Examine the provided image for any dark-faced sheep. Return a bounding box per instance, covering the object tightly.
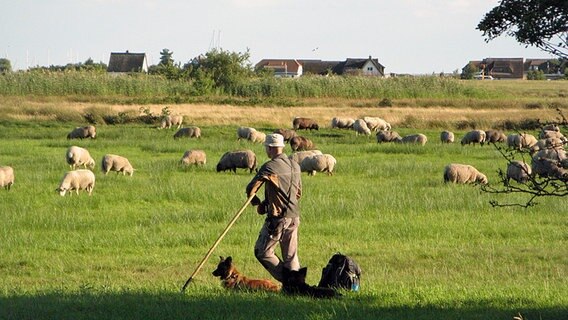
[290,136,315,151]
[174,126,201,139]
[67,125,96,139]
[440,131,455,143]
[0,166,14,190]
[443,163,488,184]
[293,117,319,131]
[216,150,257,173]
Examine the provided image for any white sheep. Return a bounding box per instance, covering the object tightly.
[530,138,565,153]
[289,150,323,165]
[539,130,566,141]
[101,154,134,176]
[363,116,391,132]
[173,126,201,139]
[461,130,486,146]
[440,131,455,143]
[531,158,568,180]
[507,134,522,149]
[56,169,96,196]
[300,154,336,176]
[331,117,355,129]
[506,160,532,183]
[532,148,567,162]
[0,166,14,190]
[353,119,371,135]
[249,130,266,144]
[520,133,538,149]
[542,124,560,132]
[237,127,257,140]
[397,133,428,146]
[160,114,183,129]
[443,163,488,184]
[376,130,402,143]
[66,146,95,170]
[67,125,96,139]
[180,150,207,166]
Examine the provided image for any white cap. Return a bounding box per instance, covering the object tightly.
[265,133,285,147]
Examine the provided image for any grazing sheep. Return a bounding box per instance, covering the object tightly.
[273,128,298,142]
[67,125,96,139]
[56,169,96,196]
[249,130,266,144]
[530,138,565,153]
[160,114,184,129]
[397,134,428,146]
[353,119,371,135]
[237,127,257,140]
[542,124,560,132]
[300,154,337,176]
[0,166,14,190]
[174,126,201,139]
[531,158,568,180]
[443,163,488,185]
[66,146,95,170]
[440,131,455,143]
[101,154,134,176]
[289,150,323,165]
[180,149,207,166]
[539,130,566,141]
[520,133,538,149]
[331,117,355,129]
[507,134,522,149]
[506,160,532,183]
[293,117,319,131]
[216,150,257,173]
[376,130,402,143]
[485,129,507,143]
[532,148,567,162]
[290,136,315,151]
[362,116,391,132]
[461,130,486,146]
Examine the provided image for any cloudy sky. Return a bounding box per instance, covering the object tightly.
[1,0,552,74]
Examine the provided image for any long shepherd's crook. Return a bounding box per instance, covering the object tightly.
[181,190,260,292]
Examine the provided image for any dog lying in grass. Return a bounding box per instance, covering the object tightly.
[282,267,341,298]
[212,256,280,292]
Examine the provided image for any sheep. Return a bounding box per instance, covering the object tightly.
[66,146,95,170]
[173,126,201,139]
[67,125,96,139]
[532,148,567,162]
[293,117,319,130]
[289,150,323,165]
[216,150,257,173]
[273,128,297,142]
[485,129,507,143]
[0,166,14,190]
[542,124,560,132]
[180,149,207,166]
[440,131,455,143]
[249,130,266,144]
[290,136,315,151]
[160,114,183,129]
[530,137,565,153]
[352,119,371,135]
[376,130,402,143]
[461,130,486,146]
[362,116,391,132]
[101,154,134,176]
[443,163,488,185]
[506,160,532,183]
[539,130,566,141]
[397,133,428,146]
[531,158,568,180]
[331,117,355,129]
[300,154,337,176]
[507,134,522,149]
[520,133,538,149]
[56,169,96,196]
[237,127,257,140]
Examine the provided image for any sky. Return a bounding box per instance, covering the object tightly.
[0,0,554,74]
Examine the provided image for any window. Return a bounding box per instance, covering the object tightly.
[367,67,373,71]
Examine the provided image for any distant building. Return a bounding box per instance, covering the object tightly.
[256,56,385,77]
[462,57,563,80]
[107,51,148,74]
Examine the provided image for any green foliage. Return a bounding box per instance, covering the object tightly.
[188,48,253,93]
[527,69,546,80]
[0,58,12,73]
[460,62,479,79]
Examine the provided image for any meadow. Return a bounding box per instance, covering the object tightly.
[0,114,567,319]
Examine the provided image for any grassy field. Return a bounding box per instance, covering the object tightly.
[0,115,567,320]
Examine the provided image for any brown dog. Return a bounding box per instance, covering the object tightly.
[212,256,280,292]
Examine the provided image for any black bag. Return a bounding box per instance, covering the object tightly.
[318,253,361,291]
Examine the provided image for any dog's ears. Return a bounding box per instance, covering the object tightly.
[219,256,224,261]
[225,256,233,263]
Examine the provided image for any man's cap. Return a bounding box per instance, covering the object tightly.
[265,133,285,147]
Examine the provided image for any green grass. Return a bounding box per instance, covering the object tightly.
[0,123,566,320]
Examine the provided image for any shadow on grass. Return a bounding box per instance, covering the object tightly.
[0,291,564,320]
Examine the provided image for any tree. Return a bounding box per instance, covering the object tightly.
[461,62,479,79]
[477,0,568,59]
[187,48,252,92]
[0,58,12,73]
[159,48,174,66]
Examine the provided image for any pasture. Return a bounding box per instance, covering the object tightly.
[0,116,567,319]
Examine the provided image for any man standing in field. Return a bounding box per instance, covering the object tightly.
[246,133,302,283]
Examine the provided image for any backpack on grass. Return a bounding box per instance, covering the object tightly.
[318,253,361,291]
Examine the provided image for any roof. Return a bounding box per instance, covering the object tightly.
[107,52,147,73]
[255,59,302,73]
[298,59,341,75]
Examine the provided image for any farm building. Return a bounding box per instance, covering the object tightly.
[107,51,149,74]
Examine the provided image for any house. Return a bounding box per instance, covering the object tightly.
[463,57,563,80]
[107,51,148,73]
[256,56,385,77]
[254,59,303,77]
